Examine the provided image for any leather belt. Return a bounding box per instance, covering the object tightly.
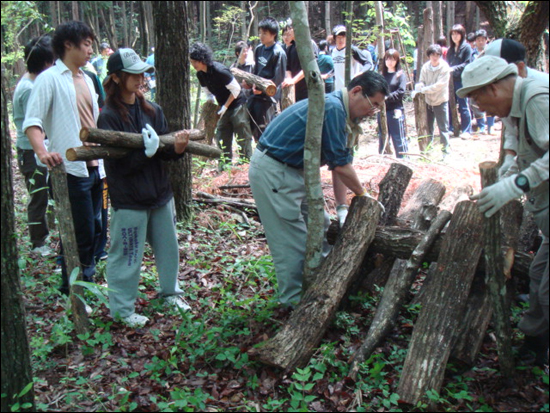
[256,144,301,170]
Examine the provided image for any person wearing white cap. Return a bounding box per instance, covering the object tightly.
[98,48,192,327]
[458,55,549,367]
[484,38,549,179]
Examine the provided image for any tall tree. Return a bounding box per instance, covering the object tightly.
[1,65,35,413]
[289,1,326,288]
[153,1,193,222]
[475,1,549,69]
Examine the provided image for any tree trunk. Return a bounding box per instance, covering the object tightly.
[1,67,36,413]
[423,7,434,48]
[231,67,277,97]
[349,210,452,380]
[517,1,549,69]
[249,197,383,371]
[154,1,193,222]
[281,84,295,110]
[446,1,454,38]
[71,0,79,20]
[139,1,149,56]
[396,179,446,230]
[474,1,521,39]
[433,1,443,39]
[241,1,247,40]
[345,1,353,87]
[290,1,326,288]
[414,22,430,152]
[121,1,128,47]
[50,1,59,27]
[197,100,220,146]
[479,162,515,377]
[377,163,413,226]
[325,1,331,37]
[398,201,484,405]
[375,1,390,155]
[449,77,461,137]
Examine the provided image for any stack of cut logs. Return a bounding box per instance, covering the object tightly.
[246,162,537,405]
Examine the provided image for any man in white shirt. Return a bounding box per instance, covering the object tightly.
[24,21,105,295]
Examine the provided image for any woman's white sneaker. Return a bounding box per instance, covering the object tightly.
[165,296,191,312]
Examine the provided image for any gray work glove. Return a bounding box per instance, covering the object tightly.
[336,205,349,228]
[498,154,519,180]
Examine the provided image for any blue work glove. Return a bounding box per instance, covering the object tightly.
[143,124,160,158]
[470,175,524,218]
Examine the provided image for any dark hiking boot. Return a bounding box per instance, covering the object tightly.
[516,334,549,367]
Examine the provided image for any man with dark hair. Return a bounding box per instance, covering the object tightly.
[13,35,55,257]
[331,25,373,92]
[231,41,254,73]
[458,56,549,367]
[190,42,253,168]
[24,21,104,297]
[471,29,494,134]
[249,71,389,307]
[245,17,287,141]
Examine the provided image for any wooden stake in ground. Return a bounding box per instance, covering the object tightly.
[249,196,383,371]
[479,161,515,377]
[377,163,413,226]
[230,67,277,97]
[49,164,89,335]
[397,201,483,405]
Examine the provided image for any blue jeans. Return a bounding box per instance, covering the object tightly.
[58,167,103,294]
[378,110,408,158]
[451,79,472,134]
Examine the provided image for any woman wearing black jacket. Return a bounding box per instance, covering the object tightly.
[378,49,408,158]
[446,24,473,139]
[98,48,191,328]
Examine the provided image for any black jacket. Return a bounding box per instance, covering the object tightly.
[446,42,472,81]
[97,101,184,210]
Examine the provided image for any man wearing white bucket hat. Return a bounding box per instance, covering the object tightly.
[457,55,549,367]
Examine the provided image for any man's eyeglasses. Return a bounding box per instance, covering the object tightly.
[365,94,382,111]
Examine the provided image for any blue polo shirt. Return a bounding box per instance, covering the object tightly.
[258,91,353,170]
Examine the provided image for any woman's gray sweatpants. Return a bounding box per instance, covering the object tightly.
[107,198,183,318]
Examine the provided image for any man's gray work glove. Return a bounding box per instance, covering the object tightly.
[498,154,519,180]
[143,123,160,158]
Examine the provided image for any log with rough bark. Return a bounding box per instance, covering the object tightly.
[49,164,89,335]
[396,179,446,230]
[197,100,219,145]
[281,84,295,110]
[479,161,515,376]
[397,201,484,405]
[378,163,413,226]
[80,127,207,147]
[449,80,461,137]
[231,67,277,97]
[349,209,452,380]
[66,141,221,162]
[194,191,257,212]
[249,197,383,371]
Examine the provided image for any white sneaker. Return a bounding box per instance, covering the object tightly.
[32,245,54,257]
[85,304,93,315]
[459,132,471,140]
[165,296,191,312]
[122,313,149,328]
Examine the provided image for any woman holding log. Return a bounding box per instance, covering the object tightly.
[98,48,191,328]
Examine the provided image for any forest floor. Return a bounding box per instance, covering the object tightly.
[12,104,549,412]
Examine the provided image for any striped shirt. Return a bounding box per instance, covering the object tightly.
[23,59,104,178]
[258,90,353,170]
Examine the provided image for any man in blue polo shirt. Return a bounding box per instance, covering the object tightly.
[249,71,389,307]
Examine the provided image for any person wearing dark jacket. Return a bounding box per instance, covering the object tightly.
[378,49,408,158]
[446,24,473,139]
[98,48,191,328]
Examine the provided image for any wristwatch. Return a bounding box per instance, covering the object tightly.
[515,174,530,192]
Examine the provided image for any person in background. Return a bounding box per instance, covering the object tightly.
[99,48,192,328]
[317,40,334,94]
[436,36,448,60]
[231,41,255,73]
[470,29,494,135]
[466,32,477,51]
[24,21,105,296]
[446,24,473,139]
[190,42,253,168]
[458,55,548,367]
[13,35,55,257]
[245,17,287,141]
[144,47,156,101]
[281,20,319,102]
[378,49,407,158]
[415,44,453,158]
[91,42,113,83]
[331,25,372,92]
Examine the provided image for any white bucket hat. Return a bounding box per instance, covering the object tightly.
[456,55,518,98]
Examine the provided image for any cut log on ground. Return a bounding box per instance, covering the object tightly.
[80,127,207,147]
[194,191,257,213]
[231,67,277,97]
[49,164,89,335]
[197,100,220,145]
[479,161,515,377]
[396,179,446,231]
[349,209,452,380]
[66,141,221,162]
[377,163,413,226]
[398,201,484,405]
[249,197,383,371]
